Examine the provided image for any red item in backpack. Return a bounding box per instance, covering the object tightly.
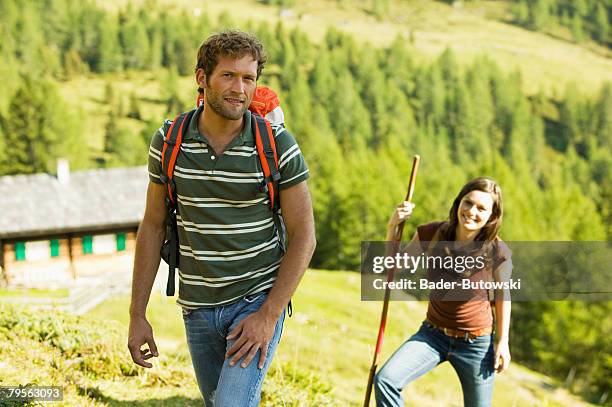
[249,86,281,117]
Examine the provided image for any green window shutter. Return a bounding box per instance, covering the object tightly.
[116,233,126,252]
[50,239,60,257]
[15,242,26,261]
[82,236,93,254]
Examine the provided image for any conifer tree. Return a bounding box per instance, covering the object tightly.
[571,13,584,42]
[78,6,104,69]
[451,79,476,164]
[299,106,345,268]
[121,20,150,70]
[127,92,142,120]
[15,7,45,76]
[309,46,334,103]
[383,36,415,98]
[105,107,147,167]
[572,0,588,18]
[284,65,312,136]
[64,48,87,79]
[104,82,115,108]
[0,0,19,104]
[290,27,313,62]
[328,71,372,149]
[41,0,70,54]
[593,2,609,44]
[255,22,280,65]
[356,48,387,146]
[590,147,612,239]
[384,80,416,151]
[1,77,86,175]
[279,31,296,88]
[516,0,530,24]
[161,66,188,116]
[530,0,550,30]
[194,11,212,45]
[0,49,19,115]
[104,108,120,159]
[0,0,18,48]
[557,84,582,152]
[594,82,612,150]
[165,13,196,76]
[415,65,445,131]
[148,28,163,71]
[97,13,123,72]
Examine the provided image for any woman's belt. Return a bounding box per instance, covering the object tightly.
[425,320,493,340]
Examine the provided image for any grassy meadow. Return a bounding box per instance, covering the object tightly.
[57,71,192,152]
[0,269,594,406]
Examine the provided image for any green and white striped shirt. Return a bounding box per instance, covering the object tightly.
[148,106,309,307]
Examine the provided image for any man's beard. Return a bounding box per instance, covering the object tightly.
[205,87,249,120]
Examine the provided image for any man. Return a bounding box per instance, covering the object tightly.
[128,30,316,406]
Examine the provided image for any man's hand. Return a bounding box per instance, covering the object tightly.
[128,317,159,368]
[128,182,165,369]
[494,340,511,373]
[225,310,277,369]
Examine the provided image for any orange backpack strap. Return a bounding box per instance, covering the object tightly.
[159,109,196,296]
[252,114,281,211]
[252,114,288,258]
[160,110,195,205]
[252,113,291,315]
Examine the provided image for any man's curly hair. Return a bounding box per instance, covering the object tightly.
[195,30,266,87]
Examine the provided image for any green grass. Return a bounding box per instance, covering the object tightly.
[0,303,203,406]
[0,294,332,406]
[87,269,594,406]
[0,269,596,406]
[0,288,69,298]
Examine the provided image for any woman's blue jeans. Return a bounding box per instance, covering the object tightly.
[182,292,285,407]
[375,321,495,407]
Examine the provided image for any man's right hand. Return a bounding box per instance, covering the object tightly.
[128,317,159,368]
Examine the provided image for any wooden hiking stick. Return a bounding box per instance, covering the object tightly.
[363,155,420,407]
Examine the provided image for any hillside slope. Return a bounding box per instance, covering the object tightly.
[98,0,612,95]
[88,269,594,406]
[0,270,597,405]
[0,300,332,406]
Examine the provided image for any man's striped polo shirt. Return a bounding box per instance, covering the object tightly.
[148,106,309,308]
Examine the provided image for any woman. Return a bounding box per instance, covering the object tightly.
[374,177,512,407]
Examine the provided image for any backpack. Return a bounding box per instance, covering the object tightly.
[159,88,284,297]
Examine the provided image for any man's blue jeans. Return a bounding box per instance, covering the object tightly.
[375,321,495,407]
[182,292,285,407]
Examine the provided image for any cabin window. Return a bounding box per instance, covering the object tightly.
[82,236,93,254]
[50,239,60,257]
[116,233,126,252]
[14,242,26,261]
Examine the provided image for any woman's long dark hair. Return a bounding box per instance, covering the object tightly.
[439,177,503,243]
